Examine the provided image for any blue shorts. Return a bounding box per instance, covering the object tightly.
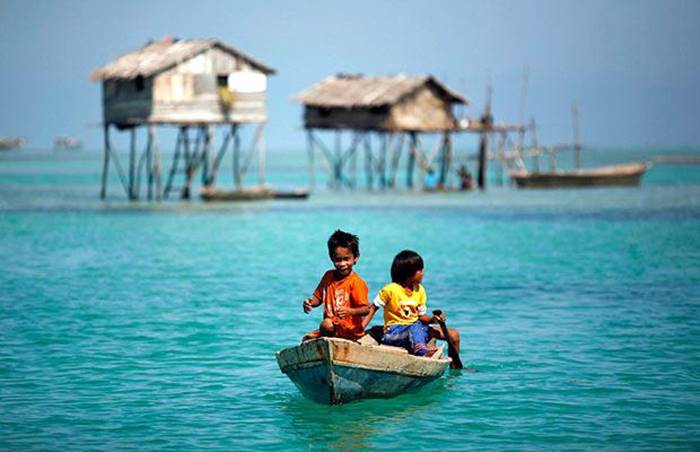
[382,321,430,356]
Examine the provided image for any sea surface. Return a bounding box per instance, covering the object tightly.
[1,145,699,450]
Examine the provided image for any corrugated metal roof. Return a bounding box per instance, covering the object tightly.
[91,38,275,81]
[295,74,468,107]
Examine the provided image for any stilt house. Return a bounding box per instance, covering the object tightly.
[90,37,275,200]
[91,37,275,127]
[295,74,468,190]
[295,74,467,131]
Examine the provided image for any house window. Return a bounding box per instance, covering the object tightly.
[135,75,145,91]
[217,75,228,87]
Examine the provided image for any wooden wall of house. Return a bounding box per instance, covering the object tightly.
[387,85,455,131]
[102,78,153,126]
[303,106,389,130]
[102,47,267,126]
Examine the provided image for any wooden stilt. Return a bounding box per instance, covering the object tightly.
[129,127,137,200]
[438,132,448,187]
[100,124,110,199]
[258,123,265,187]
[107,141,129,195]
[164,127,183,198]
[182,127,204,199]
[310,131,336,185]
[334,131,342,189]
[407,132,417,189]
[306,129,314,189]
[389,133,404,188]
[146,126,153,201]
[478,131,488,190]
[210,127,231,186]
[233,125,241,188]
[151,125,162,200]
[350,132,358,188]
[202,125,214,187]
[364,133,373,190]
[380,133,388,188]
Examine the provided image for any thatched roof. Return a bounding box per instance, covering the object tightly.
[295,74,468,108]
[90,37,275,81]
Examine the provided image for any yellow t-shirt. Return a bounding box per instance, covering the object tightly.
[372,282,427,328]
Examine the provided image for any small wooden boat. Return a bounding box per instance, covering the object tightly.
[276,336,451,405]
[200,186,309,201]
[273,189,310,199]
[509,162,649,189]
[201,186,274,201]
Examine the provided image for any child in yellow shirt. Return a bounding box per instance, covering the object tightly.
[364,250,460,359]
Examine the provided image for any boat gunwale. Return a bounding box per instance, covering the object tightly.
[276,337,451,378]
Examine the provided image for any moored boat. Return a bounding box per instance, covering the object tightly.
[276,336,450,404]
[200,186,310,201]
[509,162,649,189]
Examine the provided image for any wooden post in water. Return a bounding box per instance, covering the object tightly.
[438,131,453,188]
[306,129,314,189]
[407,132,417,189]
[164,128,183,198]
[258,123,266,187]
[100,124,110,199]
[129,127,137,200]
[151,125,162,200]
[478,83,493,190]
[380,133,388,188]
[334,131,342,189]
[146,126,153,200]
[364,133,373,190]
[477,128,488,190]
[389,133,404,188]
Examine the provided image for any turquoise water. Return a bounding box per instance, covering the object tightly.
[1,146,700,450]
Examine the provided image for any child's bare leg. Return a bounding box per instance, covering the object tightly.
[302,329,321,342]
[319,318,335,337]
[430,326,461,353]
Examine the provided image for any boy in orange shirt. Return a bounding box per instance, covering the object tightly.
[302,230,370,341]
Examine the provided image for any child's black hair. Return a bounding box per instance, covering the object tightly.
[327,230,360,257]
[391,250,424,284]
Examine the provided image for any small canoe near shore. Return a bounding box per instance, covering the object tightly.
[509,162,649,189]
[276,336,451,405]
[200,186,309,201]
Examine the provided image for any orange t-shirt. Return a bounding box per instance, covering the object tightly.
[313,270,369,339]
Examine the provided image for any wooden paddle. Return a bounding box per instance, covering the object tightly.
[433,310,464,370]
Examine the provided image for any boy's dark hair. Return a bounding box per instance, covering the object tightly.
[391,250,424,284]
[327,230,360,257]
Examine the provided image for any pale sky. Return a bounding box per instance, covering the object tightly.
[1,0,698,150]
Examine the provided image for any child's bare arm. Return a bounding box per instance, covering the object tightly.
[362,304,379,328]
[335,304,370,319]
[419,311,444,324]
[302,295,322,313]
